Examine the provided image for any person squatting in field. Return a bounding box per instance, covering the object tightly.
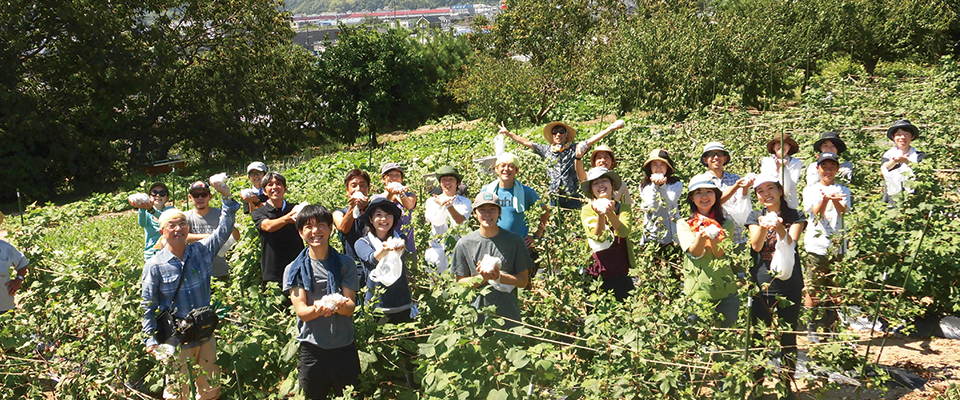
[499,119,624,210]
[141,175,238,400]
[580,167,635,301]
[283,204,361,400]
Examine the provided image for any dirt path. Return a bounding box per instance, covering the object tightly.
[798,334,960,399]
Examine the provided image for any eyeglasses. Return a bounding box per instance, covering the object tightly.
[191,192,210,199]
[150,190,169,197]
[551,128,567,135]
[704,152,725,158]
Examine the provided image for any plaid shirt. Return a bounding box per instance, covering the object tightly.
[141,197,239,347]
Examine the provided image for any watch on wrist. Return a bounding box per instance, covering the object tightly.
[14,275,25,281]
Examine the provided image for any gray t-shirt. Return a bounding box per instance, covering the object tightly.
[282,252,360,349]
[184,209,230,277]
[451,229,533,327]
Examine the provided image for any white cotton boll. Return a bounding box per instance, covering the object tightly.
[155,343,176,361]
[209,173,228,184]
[129,193,152,208]
[760,212,779,227]
[494,133,506,156]
[650,173,665,181]
[240,188,258,199]
[703,224,721,239]
[318,293,348,312]
[744,172,758,181]
[611,119,625,129]
[385,237,405,249]
[479,254,501,274]
[593,198,613,213]
[351,191,367,201]
[291,201,309,215]
[387,182,406,192]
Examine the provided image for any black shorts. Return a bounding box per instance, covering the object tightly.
[299,341,361,399]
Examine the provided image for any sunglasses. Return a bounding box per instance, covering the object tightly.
[150,190,169,197]
[704,152,725,158]
[191,192,210,199]
[551,128,567,135]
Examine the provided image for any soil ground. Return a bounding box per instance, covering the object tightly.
[796,333,960,399]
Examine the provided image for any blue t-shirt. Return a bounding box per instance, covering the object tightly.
[494,184,540,237]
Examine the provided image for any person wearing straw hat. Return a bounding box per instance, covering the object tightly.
[759,133,803,210]
[801,152,851,343]
[746,174,807,397]
[805,132,853,187]
[498,119,624,210]
[575,144,633,205]
[880,119,926,207]
[638,149,683,246]
[130,182,175,262]
[423,166,472,274]
[241,161,269,214]
[451,191,533,328]
[0,211,30,316]
[580,167,635,301]
[677,174,739,328]
[699,142,753,247]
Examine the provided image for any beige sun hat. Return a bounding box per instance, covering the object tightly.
[589,145,617,168]
[542,122,577,145]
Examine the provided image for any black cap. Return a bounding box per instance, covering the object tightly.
[813,131,847,154]
[816,152,840,165]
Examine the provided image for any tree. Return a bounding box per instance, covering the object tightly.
[310,26,433,146]
[0,0,313,204]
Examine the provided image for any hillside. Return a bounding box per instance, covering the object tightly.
[2,62,960,398]
[284,0,492,14]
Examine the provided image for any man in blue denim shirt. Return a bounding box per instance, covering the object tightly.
[141,176,237,400]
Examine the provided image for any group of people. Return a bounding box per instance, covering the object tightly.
[130,117,924,399]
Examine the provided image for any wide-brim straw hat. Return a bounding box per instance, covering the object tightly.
[765,134,800,156]
[590,145,617,168]
[542,122,577,145]
[700,142,730,167]
[887,119,919,140]
[813,131,848,154]
[642,149,675,175]
[580,167,623,199]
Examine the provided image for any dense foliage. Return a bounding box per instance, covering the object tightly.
[0,0,317,204]
[284,0,490,15]
[2,62,959,398]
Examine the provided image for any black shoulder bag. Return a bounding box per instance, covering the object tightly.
[154,259,219,346]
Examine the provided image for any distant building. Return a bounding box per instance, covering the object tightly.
[293,28,340,53]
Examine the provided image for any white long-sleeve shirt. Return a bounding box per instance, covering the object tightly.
[638,180,683,245]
